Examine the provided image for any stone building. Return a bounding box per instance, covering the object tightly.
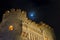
[19,9,55,40]
[0,9,55,40]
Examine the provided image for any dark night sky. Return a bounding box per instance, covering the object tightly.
[0,0,60,40]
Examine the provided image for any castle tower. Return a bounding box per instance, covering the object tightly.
[1,9,55,40]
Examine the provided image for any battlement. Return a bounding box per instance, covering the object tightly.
[3,9,53,30]
[2,9,55,40]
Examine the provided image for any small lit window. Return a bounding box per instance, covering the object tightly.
[9,25,14,31]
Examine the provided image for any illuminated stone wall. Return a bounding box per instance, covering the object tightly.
[2,9,55,40]
[19,9,55,40]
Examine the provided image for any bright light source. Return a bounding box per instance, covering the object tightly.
[9,25,14,31]
[28,11,36,20]
[30,13,34,17]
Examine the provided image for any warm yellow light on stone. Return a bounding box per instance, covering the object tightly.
[9,25,14,31]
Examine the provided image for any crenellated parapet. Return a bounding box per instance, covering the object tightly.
[2,9,55,40]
